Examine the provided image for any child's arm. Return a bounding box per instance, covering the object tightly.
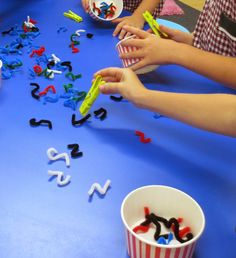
[113,0,161,39]
[119,26,236,89]
[81,0,89,12]
[96,68,236,137]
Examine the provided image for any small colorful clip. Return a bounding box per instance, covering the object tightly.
[79,75,105,116]
[143,11,168,38]
[63,10,83,23]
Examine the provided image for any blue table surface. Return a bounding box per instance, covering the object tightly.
[0,1,236,258]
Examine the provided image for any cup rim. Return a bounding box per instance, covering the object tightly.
[89,0,123,21]
[115,35,136,48]
[120,185,206,249]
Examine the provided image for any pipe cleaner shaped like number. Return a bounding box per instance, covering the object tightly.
[67,144,83,158]
[88,179,111,197]
[47,147,70,167]
[110,95,123,102]
[29,118,52,129]
[94,107,107,120]
[30,83,40,100]
[71,113,91,126]
[48,170,71,186]
[39,85,56,96]
[79,75,105,116]
[146,213,194,243]
[135,130,152,143]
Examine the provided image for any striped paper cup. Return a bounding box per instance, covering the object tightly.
[116,36,159,74]
[88,0,123,21]
[121,185,205,258]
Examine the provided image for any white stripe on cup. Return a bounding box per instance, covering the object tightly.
[126,229,131,256]
[169,248,176,258]
[150,244,156,258]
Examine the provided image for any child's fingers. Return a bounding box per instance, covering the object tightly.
[113,22,124,37]
[121,38,144,48]
[95,67,123,79]
[119,29,128,39]
[159,25,177,37]
[100,76,119,82]
[111,17,124,24]
[99,82,122,95]
[129,60,146,72]
[122,25,149,39]
[146,28,153,34]
[119,49,143,59]
[82,0,88,11]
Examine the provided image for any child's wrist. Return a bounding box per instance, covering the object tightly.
[133,88,151,108]
[167,42,187,65]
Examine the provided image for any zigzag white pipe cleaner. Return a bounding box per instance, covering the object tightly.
[88,179,111,196]
[47,147,70,167]
[48,170,71,186]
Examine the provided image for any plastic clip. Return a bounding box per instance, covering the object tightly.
[79,75,105,116]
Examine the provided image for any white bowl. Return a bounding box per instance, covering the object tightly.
[121,185,205,258]
[88,0,123,21]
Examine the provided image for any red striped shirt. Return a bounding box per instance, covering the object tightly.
[193,0,236,56]
[123,0,164,18]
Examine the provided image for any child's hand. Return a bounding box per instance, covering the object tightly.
[118,25,181,71]
[159,25,193,45]
[81,0,89,13]
[95,68,146,105]
[112,15,145,39]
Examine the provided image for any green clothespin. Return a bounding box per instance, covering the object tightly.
[79,75,105,116]
[63,10,83,23]
[143,11,168,38]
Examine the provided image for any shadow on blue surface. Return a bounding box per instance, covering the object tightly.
[81,123,236,196]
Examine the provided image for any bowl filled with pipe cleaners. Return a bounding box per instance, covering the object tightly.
[88,0,123,21]
[121,185,205,258]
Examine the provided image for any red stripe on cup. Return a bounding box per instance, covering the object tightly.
[132,234,137,258]
[116,43,140,68]
[139,240,142,258]
[145,244,151,258]
[126,230,131,256]
[164,248,171,258]
[155,247,161,258]
[174,248,181,258]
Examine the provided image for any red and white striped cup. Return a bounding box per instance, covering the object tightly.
[116,35,159,74]
[88,0,123,21]
[121,185,205,258]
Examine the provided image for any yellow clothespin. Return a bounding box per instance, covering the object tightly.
[143,11,168,38]
[79,75,105,116]
[63,10,83,23]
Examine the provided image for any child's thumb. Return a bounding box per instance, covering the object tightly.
[159,25,176,38]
